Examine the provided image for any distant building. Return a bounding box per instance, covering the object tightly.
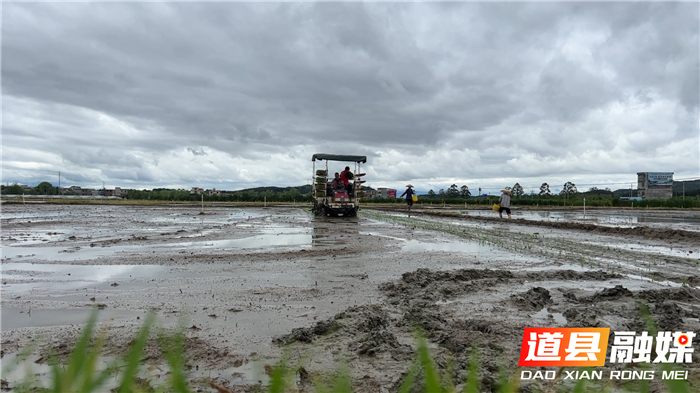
[69,186,96,196]
[207,188,221,196]
[376,187,397,198]
[190,187,204,195]
[637,172,673,199]
[363,188,380,198]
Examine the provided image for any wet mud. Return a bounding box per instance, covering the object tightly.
[414,209,700,242]
[2,204,699,392]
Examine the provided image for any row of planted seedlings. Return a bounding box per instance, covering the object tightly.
[366,210,675,279]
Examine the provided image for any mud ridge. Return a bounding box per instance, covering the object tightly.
[380,268,622,303]
[416,210,700,242]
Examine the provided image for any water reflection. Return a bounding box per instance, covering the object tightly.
[462,209,700,231]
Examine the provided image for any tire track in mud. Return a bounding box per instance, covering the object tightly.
[366,210,700,287]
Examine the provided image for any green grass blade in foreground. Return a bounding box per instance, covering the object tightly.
[158,328,191,393]
[659,363,688,393]
[463,348,478,393]
[570,367,590,393]
[56,308,99,391]
[416,333,442,393]
[77,329,119,392]
[0,341,38,393]
[443,354,456,393]
[496,361,520,393]
[397,358,420,393]
[330,367,353,393]
[637,301,689,393]
[117,312,156,393]
[267,352,291,393]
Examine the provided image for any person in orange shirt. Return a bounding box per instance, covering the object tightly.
[340,166,354,195]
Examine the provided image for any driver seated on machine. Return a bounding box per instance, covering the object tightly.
[330,172,345,192]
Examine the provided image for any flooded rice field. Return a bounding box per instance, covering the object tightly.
[1,203,699,392]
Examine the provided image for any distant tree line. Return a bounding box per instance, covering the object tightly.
[1,182,61,195]
[0,182,314,202]
[363,181,699,208]
[124,188,313,202]
[3,180,699,208]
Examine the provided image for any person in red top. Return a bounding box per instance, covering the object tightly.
[340,166,354,194]
[331,172,343,191]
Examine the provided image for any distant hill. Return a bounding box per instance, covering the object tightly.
[673,179,700,193]
[235,185,313,194]
[611,188,639,197]
[234,184,376,194]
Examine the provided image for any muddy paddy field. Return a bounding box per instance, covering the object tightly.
[1,203,699,392]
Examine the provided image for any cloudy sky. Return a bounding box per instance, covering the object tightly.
[2,1,698,194]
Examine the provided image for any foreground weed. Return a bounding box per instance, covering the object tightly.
[416,334,442,392]
[464,347,479,393]
[266,350,292,393]
[314,367,353,393]
[48,310,118,393]
[116,312,156,393]
[398,358,421,393]
[5,310,189,393]
[1,341,39,392]
[6,308,695,393]
[157,325,191,393]
[638,302,689,393]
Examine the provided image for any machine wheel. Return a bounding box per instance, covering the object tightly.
[313,201,326,217]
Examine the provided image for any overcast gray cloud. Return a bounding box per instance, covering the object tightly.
[2,1,698,194]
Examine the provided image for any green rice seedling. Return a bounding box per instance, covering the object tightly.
[442,353,457,392]
[494,366,520,393]
[397,357,421,393]
[314,367,353,393]
[47,310,121,393]
[570,367,591,393]
[115,312,156,393]
[156,326,191,393]
[463,347,479,393]
[638,301,690,393]
[416,333,442,393]
[266,350,294,393]
[0,341,40,392]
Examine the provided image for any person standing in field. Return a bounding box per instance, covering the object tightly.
[400,184,415,208]
[499,188,512,219]
[340,166,354,194]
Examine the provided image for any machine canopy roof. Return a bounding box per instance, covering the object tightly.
[312,154,367,163]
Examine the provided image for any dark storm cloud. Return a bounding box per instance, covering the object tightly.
[2,1,697,191]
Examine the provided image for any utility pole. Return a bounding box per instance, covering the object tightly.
[58,171,61,195]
